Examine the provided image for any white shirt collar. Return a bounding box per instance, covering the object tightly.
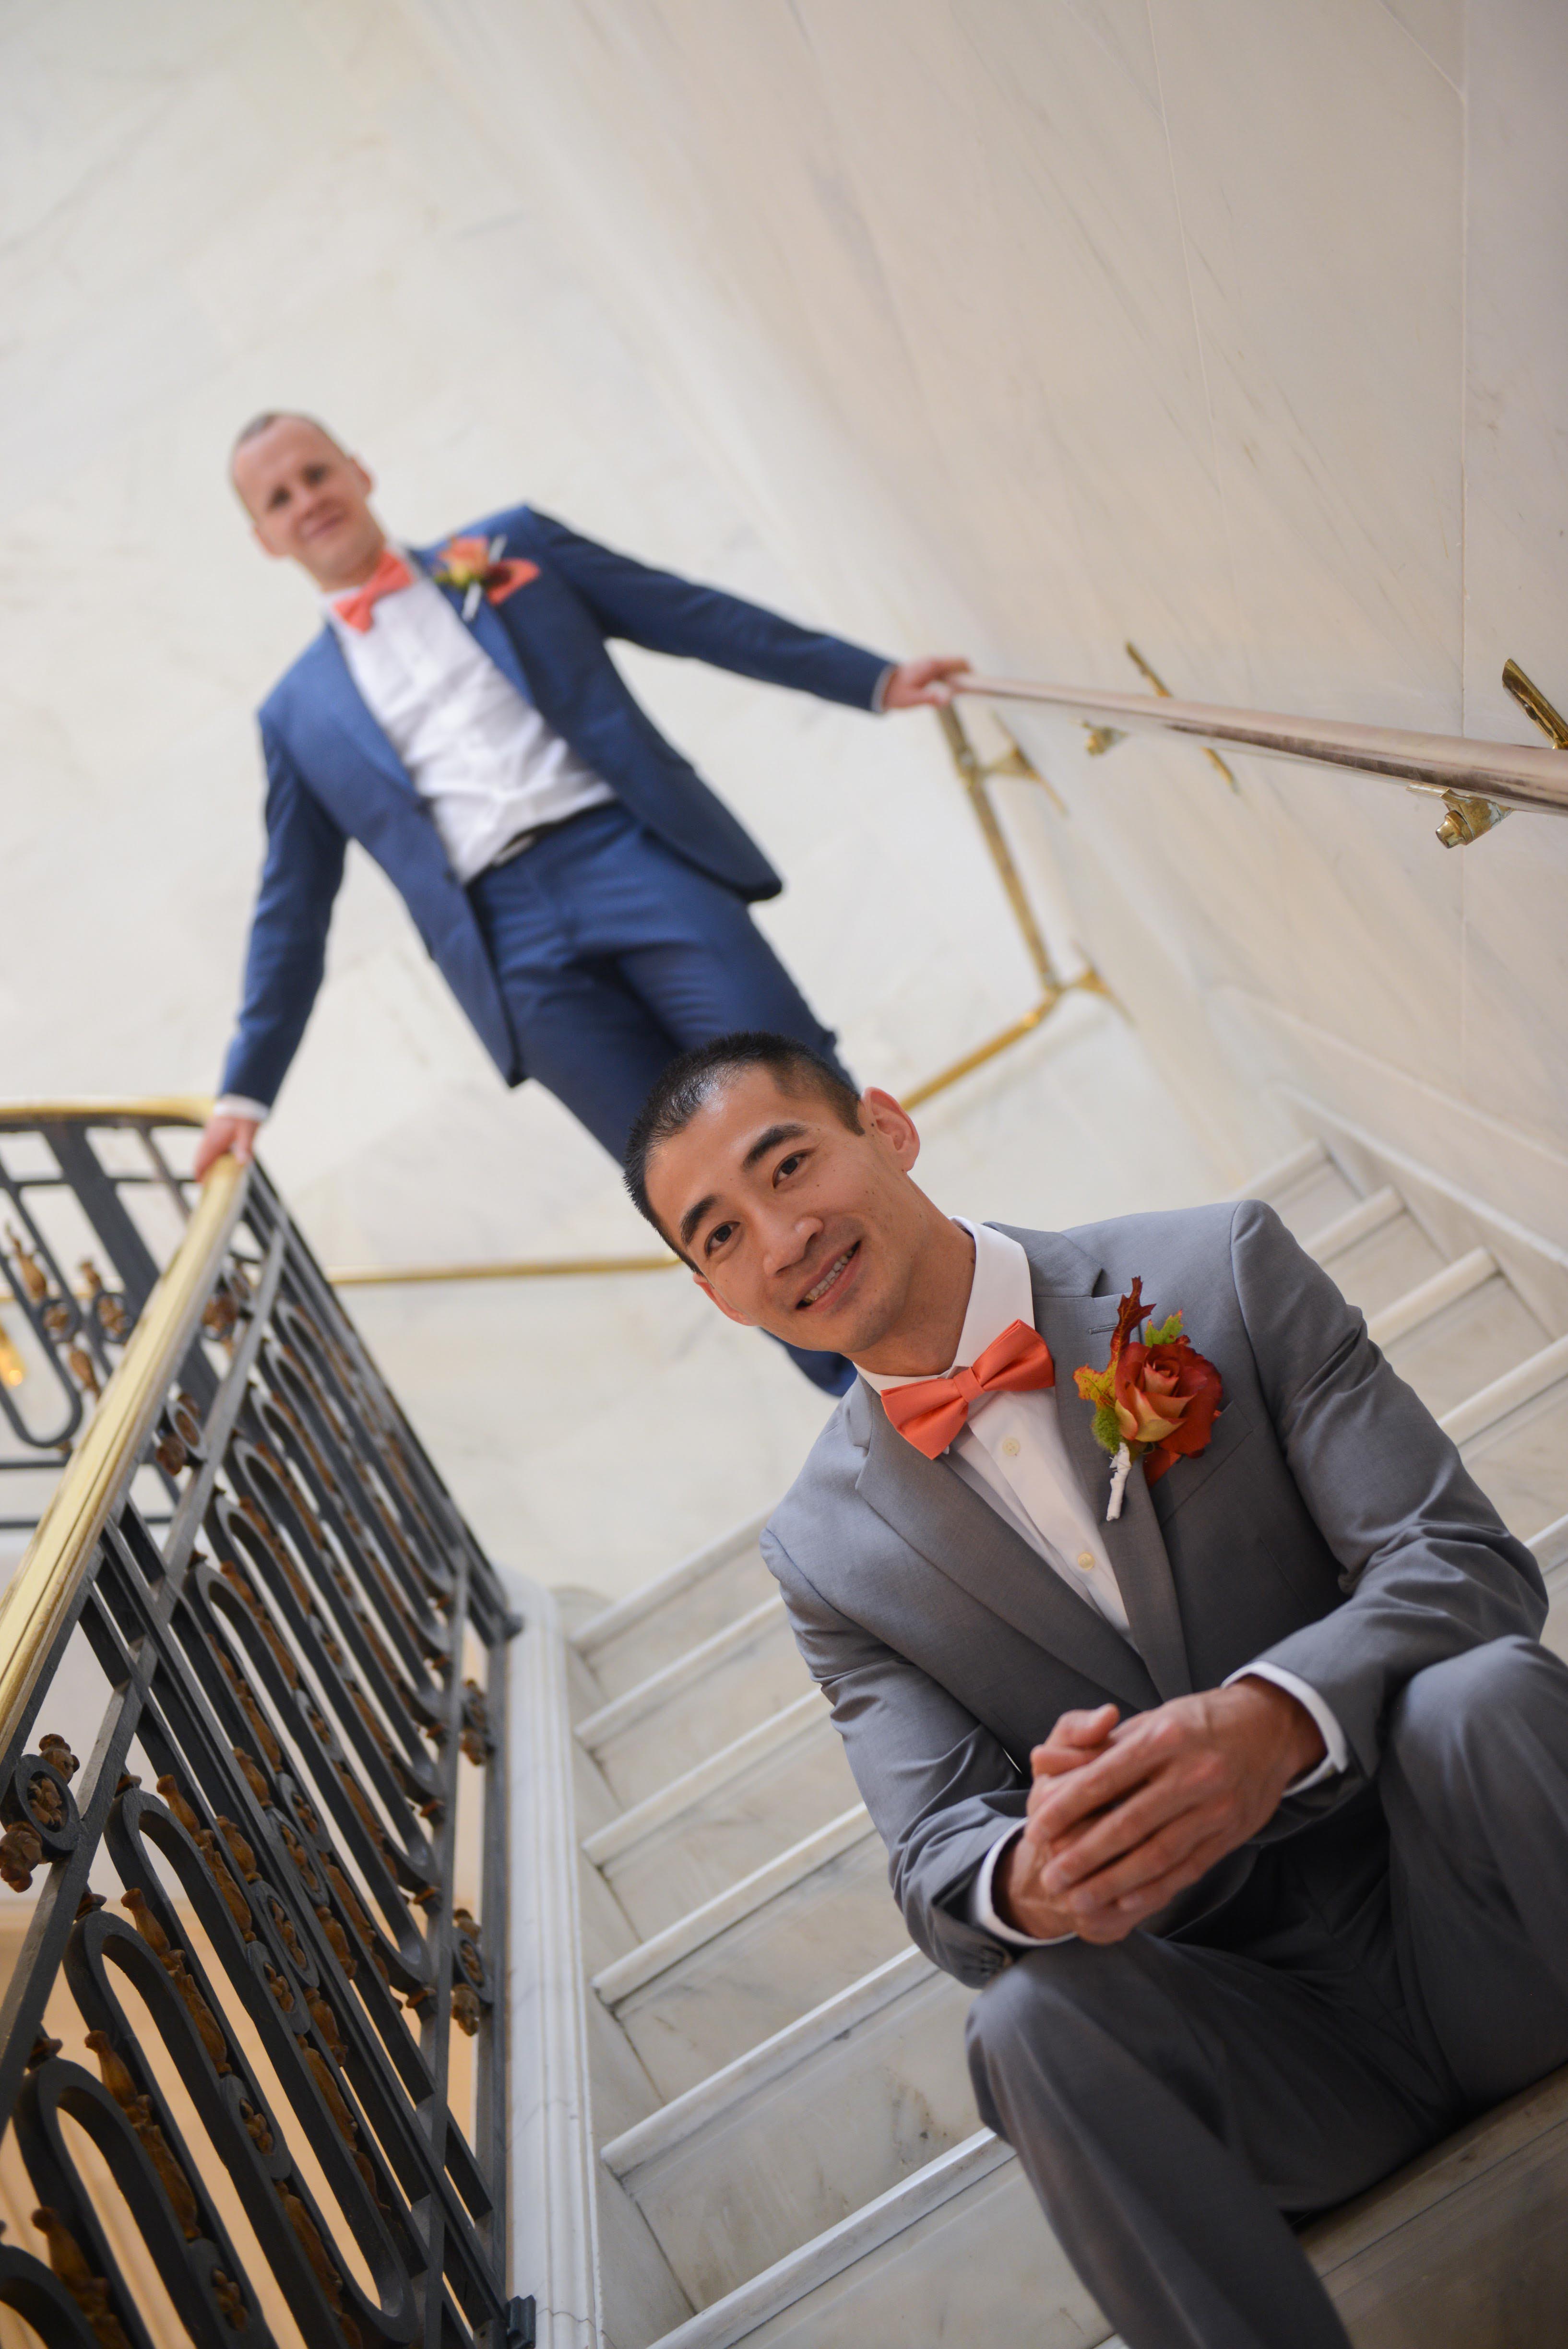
[859,1220,1035,1393]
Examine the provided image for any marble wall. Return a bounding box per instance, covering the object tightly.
[8,0,1562,1595]
[0,0,1226,1595]
[405,0,1568,1254]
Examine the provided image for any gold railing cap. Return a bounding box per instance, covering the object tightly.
[0,1095,212,1128]
[0,1153,248,1752]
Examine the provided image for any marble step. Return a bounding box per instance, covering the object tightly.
[1302,1187,1449,1319]
[634,2053,1568,2349]
[592,1808,910,2101]
[641,2132,1102,2349]
[575,1593,813,1807]
[583,1692,853,1941]
[1442,1335,1568,1542]
[1305,2061,1568,2348]
[604,1947,979,2306]
[1234,1139,1361,1241]
[1371,1249,1552,1420]
[575,1514,777,1700]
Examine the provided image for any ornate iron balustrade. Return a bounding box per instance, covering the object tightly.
[0,1107,524,2349]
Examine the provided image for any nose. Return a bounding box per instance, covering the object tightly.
[760,1210,822,1282]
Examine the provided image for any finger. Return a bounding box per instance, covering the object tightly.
[1105,1827,1242,1923]
[233,1129,254,1164]
[1071,1908,1140,1946]
[1031,1707,1119,1771]
[1055,1806,1216,1913]
[1028,1732,1167,1839]
[1042,1774,1211,1889]
[1044,1794,1200,1901]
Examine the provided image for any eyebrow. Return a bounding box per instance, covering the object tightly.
[678,1192,717,1251]
[676,1123,810,1250]
[741,1121,807,1170]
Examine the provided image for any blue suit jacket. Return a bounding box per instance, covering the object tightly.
[219,505,892,1104]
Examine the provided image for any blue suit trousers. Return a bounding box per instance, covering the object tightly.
[468,803,854,1394]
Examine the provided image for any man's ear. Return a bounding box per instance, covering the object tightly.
[351,456,375,497]
[860,1086,921,1171]
[692,1271,755,1328]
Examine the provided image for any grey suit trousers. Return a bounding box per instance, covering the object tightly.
[965,1637,1568,2349]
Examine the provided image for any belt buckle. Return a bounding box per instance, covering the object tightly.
[491,829,538,868]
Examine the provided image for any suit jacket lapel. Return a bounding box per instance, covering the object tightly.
[309,628,417,793]
[855,1386,1160,1715]
[464,593,535,703]
[415,542,537,706]
[1018,1240,1194,1701]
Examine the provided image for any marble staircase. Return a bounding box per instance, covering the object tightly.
[553,1138,1568,2349]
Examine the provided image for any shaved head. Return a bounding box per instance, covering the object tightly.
[230,412,384,591]
[229,409,343,483]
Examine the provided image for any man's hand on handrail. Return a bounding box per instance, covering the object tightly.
[193,1112,260,1182]
[883,656,972,710]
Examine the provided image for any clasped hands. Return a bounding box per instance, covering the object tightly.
[996,1680,1326,1945]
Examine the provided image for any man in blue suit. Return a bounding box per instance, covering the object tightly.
[196,412,967,1391]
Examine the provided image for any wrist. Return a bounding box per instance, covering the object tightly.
[995,1835,1074,1940]
[1229,1676,1325,1785]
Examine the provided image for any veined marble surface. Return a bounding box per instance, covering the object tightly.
[9,0,1565,1599]
[400,0,1568,1251]
[0,0,1231,1595]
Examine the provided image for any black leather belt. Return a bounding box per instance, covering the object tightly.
[487,812,582,869]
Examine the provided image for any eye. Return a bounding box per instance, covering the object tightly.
[773,1151,807,1184]
[703,1221,737,1258]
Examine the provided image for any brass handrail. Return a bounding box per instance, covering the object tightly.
[0,1152,248,1751]
[329,709,1115,1291]
[956,659,1568,842]
[331,1248,678,1285]
[0,1095,216,1127]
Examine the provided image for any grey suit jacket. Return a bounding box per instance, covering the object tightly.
[761,1201,1544,1988]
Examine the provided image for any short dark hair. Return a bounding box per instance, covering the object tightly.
[624,1032,862,1245]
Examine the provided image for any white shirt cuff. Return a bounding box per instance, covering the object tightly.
[1226,1662,1349,1794]
[871,663,897,713]
[214,1095,270,1124]
[967,1827,1075,1948]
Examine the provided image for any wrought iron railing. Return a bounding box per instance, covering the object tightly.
[0,1107,524,2348]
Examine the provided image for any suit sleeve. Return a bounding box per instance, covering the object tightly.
[761,1526,1029,1984]
[1234,1198,1546,1777]
[521,508,895,711]
[217,720,348,1108]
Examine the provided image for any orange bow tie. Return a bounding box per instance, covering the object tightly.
[881,1318,1055,1459]
[333,548,414,632]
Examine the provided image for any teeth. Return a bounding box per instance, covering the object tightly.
[801,1251,851,1307]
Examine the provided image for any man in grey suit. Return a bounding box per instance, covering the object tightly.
[625,1031,1568,2349]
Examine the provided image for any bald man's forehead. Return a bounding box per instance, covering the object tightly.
[231,417,346,491]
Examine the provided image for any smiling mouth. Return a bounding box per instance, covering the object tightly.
[796,1241,859,1310]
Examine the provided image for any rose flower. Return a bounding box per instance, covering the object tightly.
[1113,1326,1222,1482]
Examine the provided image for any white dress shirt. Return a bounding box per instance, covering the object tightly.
[324,551,615,881]
[219,547,615,1125]
[860,1220,1348,1947]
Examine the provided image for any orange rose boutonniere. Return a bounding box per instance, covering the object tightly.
[431,534,540,619]
[1073,1277,1223,1519]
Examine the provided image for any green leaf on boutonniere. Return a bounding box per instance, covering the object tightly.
[1144,1311,1184,1344]
[1092,1401,1123,1454]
